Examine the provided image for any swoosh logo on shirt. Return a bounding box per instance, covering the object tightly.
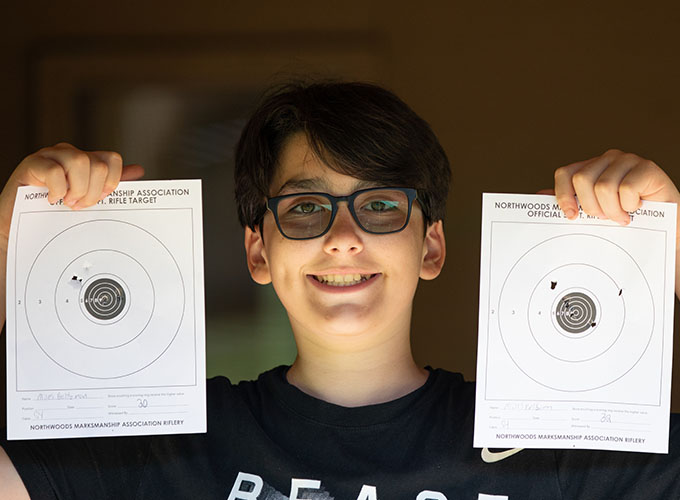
[481,447,524,463]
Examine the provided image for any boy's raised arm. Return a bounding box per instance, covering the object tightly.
[0,445,29,499]
[553,149,680,298]
[0,144,142,499]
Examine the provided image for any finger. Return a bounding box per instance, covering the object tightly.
[120,163,145,181]
[91,151,123,199]
[537,188,555,195]
[98,163,144,201]
[43,163,68,204]
[570,150,627,219]
[37,144,91,207]
[554,160,587,219]
[16,154,63,190]
[14,149,68,187]
[618,158,677,208]
[72,156,109,209]
[592,152,640,224]
[618,170,644,214]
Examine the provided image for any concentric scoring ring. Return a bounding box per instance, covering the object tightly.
[497,232,654,391]
[24,219,185,379]
[82,277,127,320]
[555,291,597,334]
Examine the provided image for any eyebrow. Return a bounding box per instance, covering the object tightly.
[276,177,328,194]
[275,177,379,195]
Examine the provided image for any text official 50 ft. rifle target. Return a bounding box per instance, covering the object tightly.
[6,180,206,440]
[474,193,676,454]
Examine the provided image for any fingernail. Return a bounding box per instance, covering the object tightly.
[65,199,76,207]
[565,208,576,219]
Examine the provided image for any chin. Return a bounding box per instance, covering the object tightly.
[321,304,390,336]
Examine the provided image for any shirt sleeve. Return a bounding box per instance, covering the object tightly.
[555,413,680,499]
[1,432,152,500]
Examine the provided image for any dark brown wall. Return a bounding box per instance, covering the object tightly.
[1,2,680,407]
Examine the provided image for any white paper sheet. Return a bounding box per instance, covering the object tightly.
[5,180,206,440]
[474,193,676,453]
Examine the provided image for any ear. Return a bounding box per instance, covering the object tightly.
[419,220,446,280]
[244,226,272,285]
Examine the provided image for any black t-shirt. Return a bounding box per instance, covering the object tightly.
[3,366,680,499]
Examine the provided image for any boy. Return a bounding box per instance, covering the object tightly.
[1,81,680,499]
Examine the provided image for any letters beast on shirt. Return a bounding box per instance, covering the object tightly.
[227,472,508,500]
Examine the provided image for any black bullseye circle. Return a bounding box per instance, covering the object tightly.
[83,278,126,320]
[555,291,596,334]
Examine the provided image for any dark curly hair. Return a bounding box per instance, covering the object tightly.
[234,80,450,230]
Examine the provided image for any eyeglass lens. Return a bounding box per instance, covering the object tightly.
[275,189,410,239]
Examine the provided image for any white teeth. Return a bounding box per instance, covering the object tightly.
[315,273,371,286]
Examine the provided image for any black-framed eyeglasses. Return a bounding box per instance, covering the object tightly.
[265,187,418,240]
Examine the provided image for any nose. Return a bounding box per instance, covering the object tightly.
[322,203,364,255]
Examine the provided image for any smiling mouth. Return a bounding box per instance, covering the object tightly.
[312,273,376,287]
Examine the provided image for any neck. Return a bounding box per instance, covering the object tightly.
[286,324,428,407]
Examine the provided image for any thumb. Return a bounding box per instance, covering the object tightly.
[121,164,145,181]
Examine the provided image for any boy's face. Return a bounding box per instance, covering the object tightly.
[245,133,445,344]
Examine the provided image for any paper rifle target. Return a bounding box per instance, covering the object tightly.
[24,219,185,379]
[498,233,654,392]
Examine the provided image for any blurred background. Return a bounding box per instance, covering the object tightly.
[1,1,680,424]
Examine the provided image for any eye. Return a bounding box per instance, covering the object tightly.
[364,200,399,212]
[292,202,323,214]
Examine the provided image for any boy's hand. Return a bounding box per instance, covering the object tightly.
[553,149,680,233]
[552,149,680,298]
[0,143,143,328]
[0,143,144,241]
